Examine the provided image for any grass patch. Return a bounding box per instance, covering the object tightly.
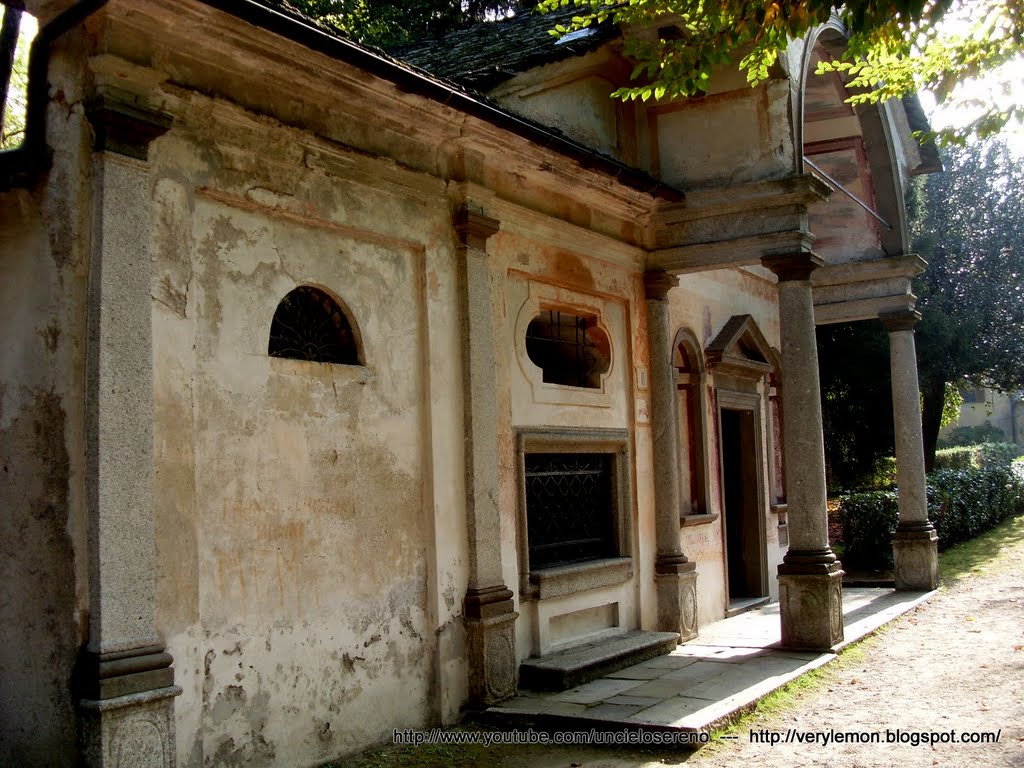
[938,512,1024,586]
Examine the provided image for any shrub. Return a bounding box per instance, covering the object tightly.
[938,422,1006,448]
[977,441,1021,468]
[934,445,978,470]
[840,491,898,570]
[839,465,1024,570]
[933,442,1021,471]
[863,456,897,490]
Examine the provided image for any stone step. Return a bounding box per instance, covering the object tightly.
[518,630,680,692]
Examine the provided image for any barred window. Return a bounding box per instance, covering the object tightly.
[268,286,361,365]
[524,452,616,569]
[525,310,610,389]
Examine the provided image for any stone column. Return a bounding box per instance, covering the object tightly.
[77,95,180,767]
[454,207,518,705]
[645,271,698,641]
[880,310,939,590]
[762,253,843,650]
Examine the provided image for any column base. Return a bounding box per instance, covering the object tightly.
[79,686,180,768]
[778,561,844,651]
[655,558,698,642]
[464,587,519,706]
[893,523,939,591]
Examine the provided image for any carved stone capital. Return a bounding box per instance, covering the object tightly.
[879,309,921,333]
[87,92,172,160]
[454,206,500,252]
[643,269,677,301]
[762,252,824,282]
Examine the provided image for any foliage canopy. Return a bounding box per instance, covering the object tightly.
[538,0,1024,142]
[287,0,528,48]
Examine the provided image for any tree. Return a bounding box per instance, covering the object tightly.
[287,0,528,48]
[0,2,25,148]
[817,320,895,490]
[539,0,1024,142]
[911,138,1024,469]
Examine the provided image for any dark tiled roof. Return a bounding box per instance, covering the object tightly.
[394,7,619,90]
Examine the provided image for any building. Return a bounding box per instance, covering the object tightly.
[0,1,941,765]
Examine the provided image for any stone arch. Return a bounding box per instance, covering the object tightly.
[795,18,912,257]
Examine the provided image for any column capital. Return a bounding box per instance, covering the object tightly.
[454,206,500,252]
[762,252,824,282]
[643,269,677,300]
[87,91,172,160]
[879,309,921,332]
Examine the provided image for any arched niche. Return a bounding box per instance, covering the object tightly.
[673,328,710,517]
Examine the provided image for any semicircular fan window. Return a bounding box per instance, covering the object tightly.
[268,286,361,365]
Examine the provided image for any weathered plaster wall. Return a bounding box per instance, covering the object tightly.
[145,99,452,765]
[0,193,84,766]
[491,68,623,159]
[642,74,795,190]
[0,31,93,765]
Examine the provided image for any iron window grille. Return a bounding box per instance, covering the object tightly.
[524,452,616,569]
[268,286,360,365]
[525,310,608,389]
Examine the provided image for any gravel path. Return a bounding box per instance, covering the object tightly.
[691,522,1024,768]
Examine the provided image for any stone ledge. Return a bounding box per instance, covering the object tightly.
[681,512,719,528]
[519,630,679,691]
[526,557,632,601]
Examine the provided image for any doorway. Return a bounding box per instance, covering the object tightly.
[720,408,767,603]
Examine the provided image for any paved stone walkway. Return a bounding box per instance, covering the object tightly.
[488,588,933,733]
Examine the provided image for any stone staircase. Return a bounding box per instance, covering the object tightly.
[518,630,680,691]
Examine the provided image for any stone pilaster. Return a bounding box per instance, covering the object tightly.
[78,96,179,767]
[454,207,518,705]
[762,253,843,651]
[645,270,698,641]
[880,310,939,591]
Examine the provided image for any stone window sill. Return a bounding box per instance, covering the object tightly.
[681,512,720,528]
[525,557,632,601]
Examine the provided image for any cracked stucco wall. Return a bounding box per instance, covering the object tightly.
[146,98,447,766]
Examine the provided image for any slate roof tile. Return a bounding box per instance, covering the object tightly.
[394,7,619,90]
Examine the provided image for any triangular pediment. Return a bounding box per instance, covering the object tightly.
[705,315,777,378]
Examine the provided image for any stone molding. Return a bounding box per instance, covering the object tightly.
[762,252,825,282]
[454,207,500,252]
[643,269,677,301]
[879,308,922,332]
[86,92,172,160]
[76,646,175,701]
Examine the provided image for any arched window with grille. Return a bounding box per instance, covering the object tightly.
[268,286,362,366]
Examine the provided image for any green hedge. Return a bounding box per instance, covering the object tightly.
[933,442,1021,471]
[938,423,1006,448]
[839,465,1024,570]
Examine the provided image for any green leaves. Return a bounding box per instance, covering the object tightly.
[542,0,1020,143]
